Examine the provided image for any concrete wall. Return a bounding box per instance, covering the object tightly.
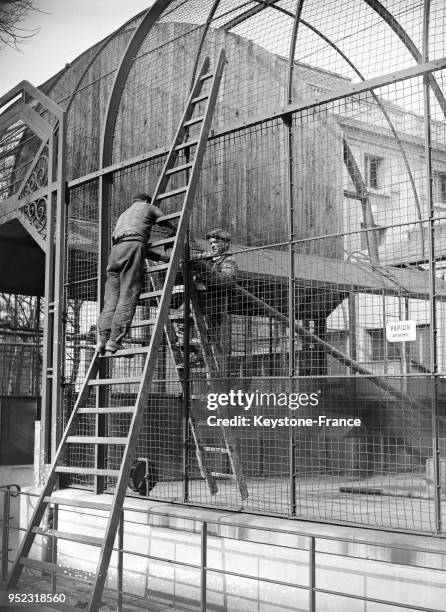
[19,487,446,611]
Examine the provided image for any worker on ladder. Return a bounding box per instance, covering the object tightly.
[96,191,177,354]
[192,228,237,353]
[168,228,237,368]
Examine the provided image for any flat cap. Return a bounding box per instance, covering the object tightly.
[132,192,152,203]
[206,227,231,240]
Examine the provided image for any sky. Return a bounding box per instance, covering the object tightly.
[0,0,155,97]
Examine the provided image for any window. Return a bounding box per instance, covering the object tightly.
[364,154,384,190]
[434,171,446,204]
[408,324,431,371]
[367,329,401,361]
[367,325,431,370]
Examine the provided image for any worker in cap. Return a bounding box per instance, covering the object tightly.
[194,228,236,285]
[96,191,177,354]
[205,228,231,241]
[170,227,238,370]
[187,228,238,367]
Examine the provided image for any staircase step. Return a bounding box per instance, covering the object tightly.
[148,236,176,248]
[130,317,156,328]
[33,527,103,547]
[19,557,95,583]
[55,467,120,477]
[44,496,112,511]
[100,346,150,358]
[184,115,204,127]
[166,163,193,176]
[146,262,169,272]
[88,377,141,386]
[175,138,198,151]
[77,406,135,415]
[139,289,163,300]
[66,436,128,445]
[157,186,188,200]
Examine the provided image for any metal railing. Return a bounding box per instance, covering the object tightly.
[1,487,445,611]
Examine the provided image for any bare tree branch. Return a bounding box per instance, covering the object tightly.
[0,0,41,50]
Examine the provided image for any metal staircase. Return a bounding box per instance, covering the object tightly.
[6,49,228,611]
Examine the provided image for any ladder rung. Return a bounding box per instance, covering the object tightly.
[139,289,163,300]
[147,236,176,248]
[33,527,103,547]
[157,211,182,222]
[20,557,94,583]
[157,186,188,200]
[200,71,213,81]
[175,138,198,151]
[184,115,204,127]
[146,262,170,272]
[77,406,135,414]
[204,446,229,454]
[44,496,112,511]
[66,436,128,445]
[130,317,156,328]
[100,346,151,358]
[191,93,208,104]
[212,472,232,478]
[88,377,141,385]
[166,163,193,175]
[55,467,120,477]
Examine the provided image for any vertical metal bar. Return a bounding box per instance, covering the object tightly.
[51,115,67,459]
[423,0,441,533]
[35,295,42,398]
[50,504,58,594]
[309,536,316,612]
[308,537,316,612]
[183,236,191,503]
[200,522,207,612]
[1,489,11,580]
[40,132,56,466]
[285,0,306,517]
[96,173,111,496]
[382,290,388,375]
[348,293,357,397]
[117,511,124,612]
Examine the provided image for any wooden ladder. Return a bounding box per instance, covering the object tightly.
[148,269,248,500]
[6,49,226,612]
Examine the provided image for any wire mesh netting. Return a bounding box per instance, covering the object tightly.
[3,0,446,534]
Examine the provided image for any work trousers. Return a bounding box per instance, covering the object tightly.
[98,240,145,343]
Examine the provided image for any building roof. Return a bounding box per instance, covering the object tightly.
[192,239,444,301]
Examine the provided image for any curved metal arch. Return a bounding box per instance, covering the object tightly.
[284,2,379,262]
[65,15,143,113]
[100,0,176,169]
[188,0,222,91]
[252,1,423,250]
[363,0,446,118]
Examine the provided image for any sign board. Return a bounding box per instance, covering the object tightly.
[385,320,416,342]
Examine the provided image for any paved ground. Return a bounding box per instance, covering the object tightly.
[3,572,193,611]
